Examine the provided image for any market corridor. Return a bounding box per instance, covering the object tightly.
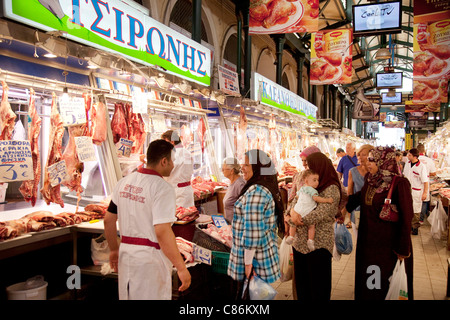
[271,221,450,300]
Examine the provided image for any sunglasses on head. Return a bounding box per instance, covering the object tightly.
[368,157,376,162]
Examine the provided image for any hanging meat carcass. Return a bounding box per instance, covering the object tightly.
[41,93,65,207]
[197,117,206,153]
[129,112,146,154]
[236,106,248,161]
[19,89,41,206]
[82,93,91,136]
[90,98,107,145]
[0,81,17,140]
[61,124,85,207]
[111,102,129,144]
[268,113,278,168]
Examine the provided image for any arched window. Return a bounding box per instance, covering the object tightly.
[281,72,290,90]
[169,0,208,43]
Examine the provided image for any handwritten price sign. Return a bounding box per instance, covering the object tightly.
[74,136,97,162]
[59,96,87,126]
[48,160,68,187]
[193,244,212,265]
[0,140,33,182]
[117,138,133,157]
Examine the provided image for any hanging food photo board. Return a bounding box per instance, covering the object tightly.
[310,29,353,85]
[413,0,450,105]
[249,0,319,34]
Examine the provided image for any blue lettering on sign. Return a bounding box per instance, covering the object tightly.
[90,0,111,38]
[66,0,210,79]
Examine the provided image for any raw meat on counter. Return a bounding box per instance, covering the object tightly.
[439,188,450,198]
[176,237,194,263]
[0,204,108,241]
[281,162,298,176]
[191,176,228,198]
[84,202,109,215]
[201,223,232,247]
[41,93,65,208]
[19,89,42,206]
[176,206,199,222]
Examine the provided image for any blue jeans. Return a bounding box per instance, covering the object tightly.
[420,201,430,222]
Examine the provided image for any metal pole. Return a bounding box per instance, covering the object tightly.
[192,0,202,43]
[242,0,251,98]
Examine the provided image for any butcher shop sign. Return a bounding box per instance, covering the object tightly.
[252,72,317,122]
[0,140,33,182]
[3,0,211,86]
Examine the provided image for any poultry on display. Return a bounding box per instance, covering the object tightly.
[420,44,450,61]
[316,51,342,66]
[250,0,297,28]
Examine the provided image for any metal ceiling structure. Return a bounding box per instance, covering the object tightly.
[316,0,415,96]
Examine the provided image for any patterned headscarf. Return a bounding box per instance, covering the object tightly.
[300,145,321,158]
[366,146,401,193]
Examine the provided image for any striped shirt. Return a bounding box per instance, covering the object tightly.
[227,184,280,283]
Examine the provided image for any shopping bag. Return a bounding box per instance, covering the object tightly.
[91,234,110,265]
[279,237,294,282]
[334,222,353,255]
[385,259,408,300]
[429,199,448,240]
[248,276,277,300]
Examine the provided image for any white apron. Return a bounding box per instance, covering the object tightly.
[403,160,429,213]
[166,145,194,207]
[111,167,177,300]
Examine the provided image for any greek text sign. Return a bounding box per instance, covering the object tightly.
[0,140,33,182]
[4,0,211,86]
[252,72,317,122]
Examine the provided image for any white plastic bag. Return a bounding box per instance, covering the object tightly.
[385,259,408,300]
[428,199,448,240]
[279,237,294,282]
[91,234,110,265]
[249,276,277,300]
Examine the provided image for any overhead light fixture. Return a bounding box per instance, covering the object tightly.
[152,73,171,89]
[38,37,68,58]
[87,53,112,69]
[173,80,192,94]
[375,47,391,60]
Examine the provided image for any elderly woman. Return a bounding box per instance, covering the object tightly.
[346,144,374,235]
[289,152,341,301]
[227,149,284,297]
[221,158,246,222]
[343,147,414,300]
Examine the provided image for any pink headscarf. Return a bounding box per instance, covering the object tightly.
[300,145,321,158]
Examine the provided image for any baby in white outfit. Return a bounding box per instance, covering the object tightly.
[286,169,333,251]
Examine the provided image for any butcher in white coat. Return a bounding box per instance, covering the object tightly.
[104,139,191,299]
[402,148,429,236]
[161,130,195,208]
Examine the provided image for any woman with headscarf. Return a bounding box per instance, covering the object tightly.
[227,149,284,297]
[289,152,341,301]
[342,146,414,300]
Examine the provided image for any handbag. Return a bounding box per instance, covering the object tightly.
[379,176,399,222]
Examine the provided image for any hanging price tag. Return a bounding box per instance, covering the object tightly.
[0,140,33,182]
[117,138,133,157]
[59,97,87,126]
[132,91,148,114]
[193,244,212,265]
[47,160,68,187]
[74,136,97,162]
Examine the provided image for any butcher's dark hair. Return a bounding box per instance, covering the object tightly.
[408,148,419,158]
[147,139,174,166]
[161,130,181,145]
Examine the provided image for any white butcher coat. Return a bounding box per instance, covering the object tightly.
[165,144,194,208]
[403,160,429,213]
[111,167,176,300]
[418,154,436,202]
